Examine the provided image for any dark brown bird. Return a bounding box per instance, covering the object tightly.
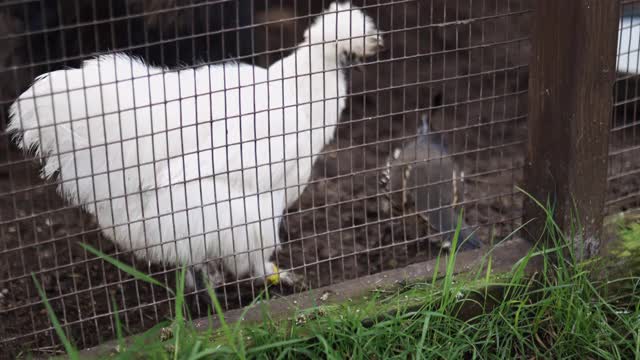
[381,114,481,251]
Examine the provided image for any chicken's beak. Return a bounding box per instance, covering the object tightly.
[350,56,364,72]
[352,42,386,72]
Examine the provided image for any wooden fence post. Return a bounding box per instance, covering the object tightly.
[524,0,620,258]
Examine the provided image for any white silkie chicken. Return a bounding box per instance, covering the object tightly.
[8,2,383,289]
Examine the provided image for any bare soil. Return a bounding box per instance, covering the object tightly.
[0,0,638,357]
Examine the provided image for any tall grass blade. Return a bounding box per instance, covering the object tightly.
[111,295,125,353]
[31,273,79,360]
[79,243,173,295]
[206,281,238,355]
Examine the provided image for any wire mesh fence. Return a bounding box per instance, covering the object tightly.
[0,0,625,356]
[609,0,640,214]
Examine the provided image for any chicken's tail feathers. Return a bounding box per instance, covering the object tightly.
[7,72,58,157]
[418,113,432,137]
[7,69,93,180]
[416,112,449,151]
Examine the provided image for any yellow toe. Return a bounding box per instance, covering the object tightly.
[267,265,280,285]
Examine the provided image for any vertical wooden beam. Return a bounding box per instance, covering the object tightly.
[524,0,619,258]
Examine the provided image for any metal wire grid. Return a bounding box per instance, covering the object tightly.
[0,0,530,355]
[609,0,640,214]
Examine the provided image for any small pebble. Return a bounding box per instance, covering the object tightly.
[159,327,173,342]
[295,313,307,326]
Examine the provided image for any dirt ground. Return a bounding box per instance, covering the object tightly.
[0,0,638,357]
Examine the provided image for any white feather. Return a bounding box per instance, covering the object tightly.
[7,1,382,285]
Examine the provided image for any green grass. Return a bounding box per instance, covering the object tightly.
[36,209,640,359]
[616,222,640,257]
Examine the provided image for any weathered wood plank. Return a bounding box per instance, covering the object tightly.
[524,0,620,258]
